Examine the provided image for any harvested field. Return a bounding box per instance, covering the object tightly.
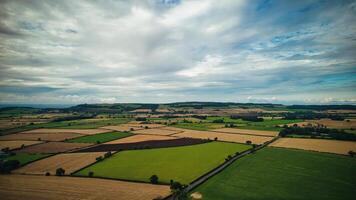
[132,128,181,136]
[212,128,278,137]
[0,175,170,200]
[15,142,91,153]
[173,130,273,145]
[76,138,209,152]
[101,125,143,132]
[131,124,166,128]
[14,152,105,175]
[22,128,111,135]
[106,134,176,144]
[308,119,356,129]
[0,140,43,150]
[0,132,82,142]
[270,138,356,155]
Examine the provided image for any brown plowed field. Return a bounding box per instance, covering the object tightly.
[106,134,176,144]
[101,125,143,132]
[22,128,111,135]
[132,128,181,136]
[212,128,278,137]
[76,138,209,152]
[14,152,105,175]
[15,142,91,153]
[172,130,273,145]
[0,140,43,150]
[270,138,356,155]
[0,175,170,200]
[0,133,82,142]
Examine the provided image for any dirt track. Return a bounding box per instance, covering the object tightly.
[15,142,91,153]
[14,152,105,175]
[270,138,356,155]
[0,175,170,200]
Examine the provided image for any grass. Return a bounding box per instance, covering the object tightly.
[0,153,51,166]
[170,123,225,131]
[66,131,132,143]
[75,142,251,184]
[193,147,356,200]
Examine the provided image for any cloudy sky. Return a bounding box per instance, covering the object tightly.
[0,0,355,105]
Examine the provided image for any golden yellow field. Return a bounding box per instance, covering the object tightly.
[0,132,83,142]
[212,128,278,137]
[172,130,273,144]
[132,128,181,136]
[0,175,171,200]
[105,134,176,144]
[22,128,111,135]
[14,152,105,175]
[270,138,356,155]
[0,140,43,150]
[15,142,91,153]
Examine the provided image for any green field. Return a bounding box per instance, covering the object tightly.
[75,142,251,184]
[66,131,132,143]
[0,153,51,166]
[193,147,356,200]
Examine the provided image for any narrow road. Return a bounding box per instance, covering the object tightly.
[165,136,280,200]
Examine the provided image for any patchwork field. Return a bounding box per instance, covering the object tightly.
[132,128,181,136]
[22,128,111,135]
[76,138,208,152]
[14,152,105,175]
[15,142,91,153]
[212,128,278,137]
[193,147,356,200]
[0,140,43,150]
[0,132,83,142]
[173,130,273,144]
[66,131,132,143]
[75,142,251,184]
[0,153,50,166]
[0,175,170,200]
[171,123,225,131]
[270,138,356,155]
[101,125,143,132]
[105,134,175,144]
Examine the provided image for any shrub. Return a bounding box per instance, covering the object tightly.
[96,156,103,161]
[88,171,94,177]
[0,160,20,173]
[55,168,65,176]
[104,151,112,158]
[45,172,50,176]
[246,140,252,145]
[150,174,159,184]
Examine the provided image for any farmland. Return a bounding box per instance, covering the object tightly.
[0,153,50,166]
[66,131,132,143]
[75,142,251,184]
[0,132,83,142]
[270,138,356,155]
[14,152,105,175]
[0,140,43,150]
[132,128,181,135]
[0,175,170,200]
[105,134,175,144]
[193,147,356,200]
[14,142,91,153]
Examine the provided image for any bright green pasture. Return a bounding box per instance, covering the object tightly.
[75,142,251,184]
[66,131,132,143]
[193,147,356,200]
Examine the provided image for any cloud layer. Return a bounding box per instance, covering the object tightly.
[0,0,355,104]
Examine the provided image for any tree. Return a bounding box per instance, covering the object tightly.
[88,171,94,177]
[348,150,355,157]
[0,160,20,173]
[170,181,188,200]
[245,140,252,145]
[104,151,112,158]
[55,168,65,176]
[150,175,159,184]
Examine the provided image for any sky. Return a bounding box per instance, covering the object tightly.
[0,0,355,105]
